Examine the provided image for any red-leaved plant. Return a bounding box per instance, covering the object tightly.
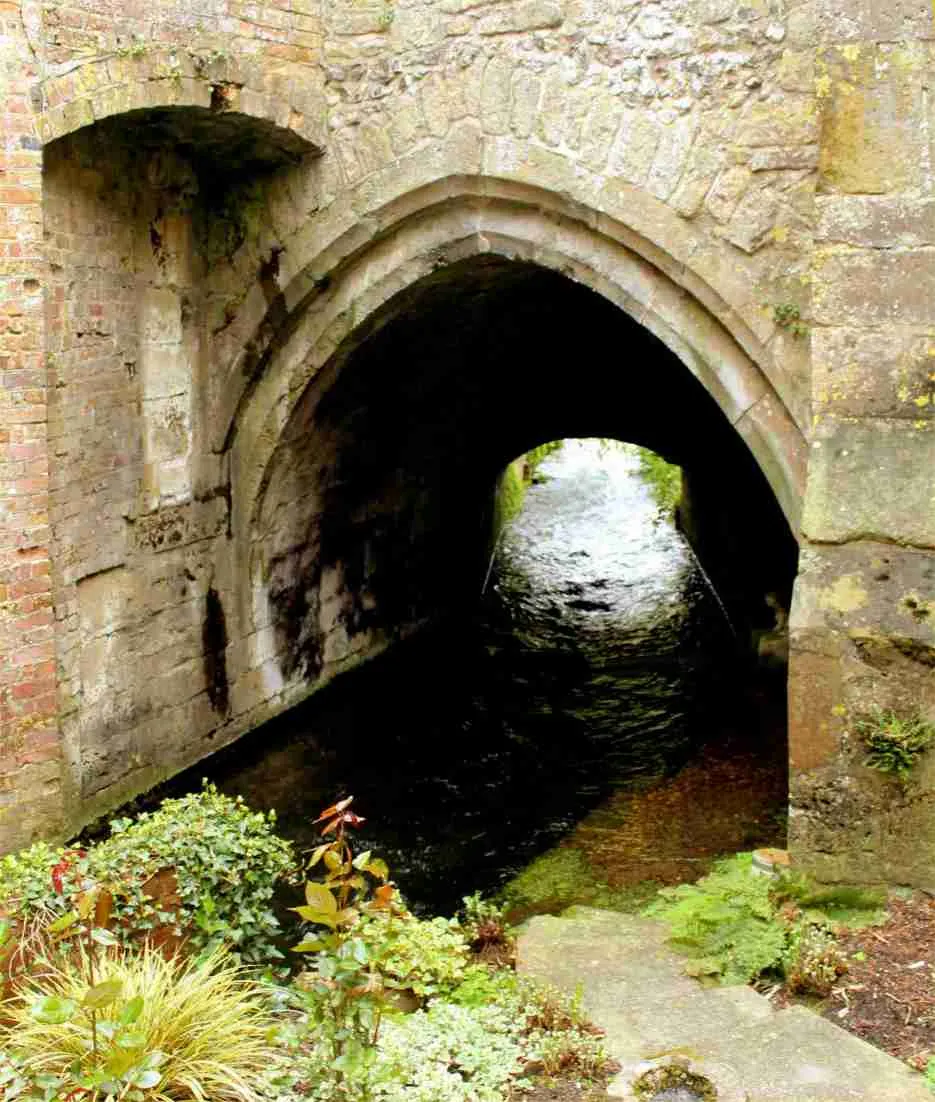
[292,796,402,1080]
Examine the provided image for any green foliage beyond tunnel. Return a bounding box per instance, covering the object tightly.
[632,446,682,519]
[494,440,681,546]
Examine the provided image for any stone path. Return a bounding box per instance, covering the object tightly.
[517,907,931,1102]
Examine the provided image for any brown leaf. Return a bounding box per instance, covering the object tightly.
[314,796,354,824]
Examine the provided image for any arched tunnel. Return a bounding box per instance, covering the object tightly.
[194,255,800,909]
[253,256,798,680]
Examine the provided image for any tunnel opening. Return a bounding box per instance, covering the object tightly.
[251,256,798,678]
[181,255,797,911]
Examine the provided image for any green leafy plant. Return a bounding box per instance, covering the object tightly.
[290,964,613,1102]
[115,37,148,58]
[645,853,788,985]
[2,942,272,1101]
[525,440,564,483]
[0,784,294,965]
[855,709,935,784]
[772,871,886,928]
[448,964,518,1009]
[634,446,681,520]
[767,301,808,338]
[291,796,399,1085]
[358,910,468,1000]
[460,892,514,959]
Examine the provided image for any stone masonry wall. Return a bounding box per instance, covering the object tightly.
[0,0,932,886]
[791,7,935,886]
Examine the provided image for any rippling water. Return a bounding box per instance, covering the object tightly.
[185,440,746,914]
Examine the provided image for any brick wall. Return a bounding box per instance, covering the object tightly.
[0,0,58,848]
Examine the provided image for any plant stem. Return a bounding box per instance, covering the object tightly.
[86,919,98,1060]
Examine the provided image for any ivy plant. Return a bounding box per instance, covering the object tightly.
[0,784,295,964]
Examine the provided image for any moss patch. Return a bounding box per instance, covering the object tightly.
[500,846,660,921]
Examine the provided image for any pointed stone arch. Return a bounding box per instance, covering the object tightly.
[215,180,807,713]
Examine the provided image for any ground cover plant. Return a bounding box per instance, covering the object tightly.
[275,796,616,1101]
[644,852,886,992]
[855,709,935,785]
[0,791,618,1102]
[8,783,934,1100]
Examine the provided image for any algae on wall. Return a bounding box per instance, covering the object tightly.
[493,457,529,538]
[491,441,565,547]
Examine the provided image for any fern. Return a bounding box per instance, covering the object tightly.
[645,854,787,985]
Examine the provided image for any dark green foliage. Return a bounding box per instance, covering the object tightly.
[0,784,295,964]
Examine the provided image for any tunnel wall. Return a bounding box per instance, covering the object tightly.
[0,0,933,888]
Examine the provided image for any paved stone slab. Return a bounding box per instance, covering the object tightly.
[517,907,931,1102]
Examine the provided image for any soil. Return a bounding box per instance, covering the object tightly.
[778,894,935,1072]
[517,1082,613,1102]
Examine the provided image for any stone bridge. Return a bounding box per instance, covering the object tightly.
[1,0,934,886]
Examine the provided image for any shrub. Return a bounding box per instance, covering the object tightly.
[1,943,274,1101]
[360,910,469,999]
[0,785,295,964]
[460,892,514,958]
[645,853,787,985]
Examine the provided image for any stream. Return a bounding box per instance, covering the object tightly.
[173,440,784,915]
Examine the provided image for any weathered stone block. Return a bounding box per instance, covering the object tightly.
[818,46,925,195]
[478,1,564,35]
[705,165,751,224]
[480,57,514,136]
[141,287,184,345]
[812,326,935,420]
[607,108,663,188]
[141,343,190,400]
[328,8,389,36]
[737,97,819,149]
[803,417,935,548]
[580,92,623,173]
[143,395,191,466]
[77,567,135,640]
[724,189,778,253]
[790,539,935,886]
[749,146,819,172]
[817,196,935,248]
[813,250,935,328]
[510,69,541,140]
